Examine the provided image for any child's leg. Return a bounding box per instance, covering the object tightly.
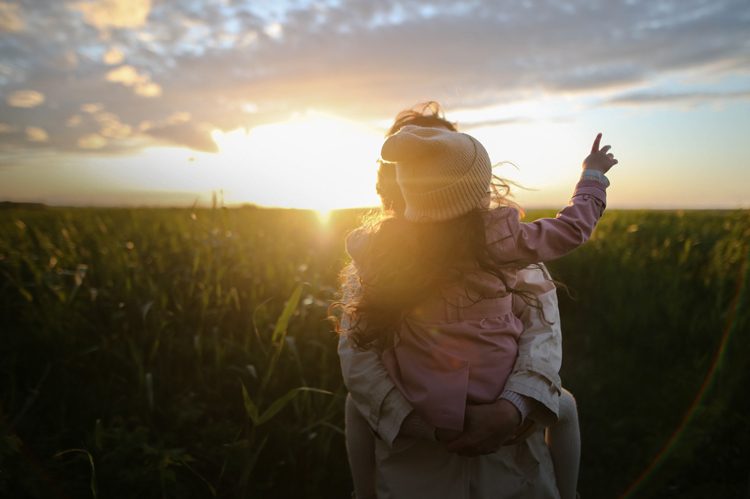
[345,393,377,499]
[546,389,581,499]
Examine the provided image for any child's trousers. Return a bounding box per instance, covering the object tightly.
[546,389,580,499]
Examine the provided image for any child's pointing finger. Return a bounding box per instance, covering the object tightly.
[591,133,602,154]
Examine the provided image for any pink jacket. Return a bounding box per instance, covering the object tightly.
[347,179,607,431]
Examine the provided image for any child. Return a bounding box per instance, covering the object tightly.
[338,125,616,499]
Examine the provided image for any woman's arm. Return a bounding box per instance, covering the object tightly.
[337,265,414,447]
[338,333,414,447]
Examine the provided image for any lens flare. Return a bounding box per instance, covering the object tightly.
[619,225,750,498]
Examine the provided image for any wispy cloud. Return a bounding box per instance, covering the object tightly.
[6,89,45,107]
[67,0,152,30]
[25,125,49,142]
[605,89,750,106]
[0,1,25,32]
[103,46,124,64]
[105,65,162,97]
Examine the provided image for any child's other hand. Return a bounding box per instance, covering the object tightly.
[582,133,618,174]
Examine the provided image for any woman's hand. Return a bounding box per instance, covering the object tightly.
[442,399,522,457]
[435,428,463,442]
[583,133,618,174]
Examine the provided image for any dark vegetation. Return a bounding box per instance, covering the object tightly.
[1,206,748,498]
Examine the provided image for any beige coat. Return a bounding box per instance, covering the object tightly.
[339,266,563,498]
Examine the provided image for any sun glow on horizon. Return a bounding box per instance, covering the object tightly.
[54,112,386,209]
[7,104,747,210]
[207,113,383,210]
[316,209,332,223]
[33,115,590,210]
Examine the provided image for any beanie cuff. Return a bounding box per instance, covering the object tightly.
[403,155,491,222]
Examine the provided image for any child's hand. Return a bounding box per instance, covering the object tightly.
[582,133,618,174]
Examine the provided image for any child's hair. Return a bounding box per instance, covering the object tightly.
[330,102,549,351]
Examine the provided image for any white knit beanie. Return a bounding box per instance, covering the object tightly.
[380,125,492,222]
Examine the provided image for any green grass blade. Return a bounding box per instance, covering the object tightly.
[270,284,303,345]
[261,283,303,389]
[256,387,332,426]
[55,449,98,498]
[239,379,258,424]
[239,434,269,493]
[284,336,307,386]
[251,298,272,357]
[181,461,217,497]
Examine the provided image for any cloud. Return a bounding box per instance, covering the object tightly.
[103,46,125,65]
[81,103,105,113]
[106,66,145,85]
[0,123,18,133]
[106,65,162,97]
[25,126,49,142]
[458,117,536,131]
[78,133,107,149]
[67,0,151,30]
[135,82,161,97]
[0,1,25,32]
[94,111,132,137]
[66,114,83,126]
[605,89,750,107]
[165,111,191,125]
[263,22,283,39]
[6,90,45,108]
[145,122,219,153]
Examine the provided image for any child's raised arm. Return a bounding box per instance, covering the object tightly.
[486,134,617,265]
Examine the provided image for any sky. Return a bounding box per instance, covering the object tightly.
[1,0,749,211]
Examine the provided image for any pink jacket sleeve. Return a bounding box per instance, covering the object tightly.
[486,179,607,264]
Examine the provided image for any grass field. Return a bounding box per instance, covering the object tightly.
[1,205,749,498]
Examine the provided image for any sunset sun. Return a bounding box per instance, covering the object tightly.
[210,113,383,210]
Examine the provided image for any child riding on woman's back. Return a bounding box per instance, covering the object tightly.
[335,104,617,499]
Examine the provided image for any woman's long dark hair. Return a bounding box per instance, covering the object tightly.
[330,102,551,351]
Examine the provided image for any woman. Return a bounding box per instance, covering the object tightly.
[337,103,577,498]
